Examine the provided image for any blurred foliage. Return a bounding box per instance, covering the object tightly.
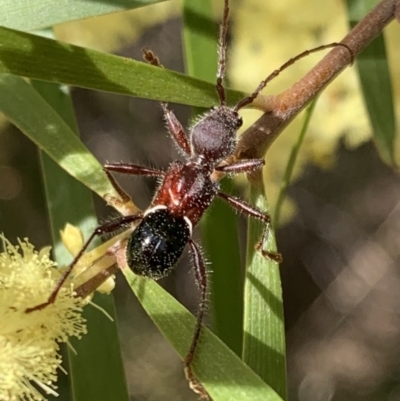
[0,0,399,400]
[54,1,179,51]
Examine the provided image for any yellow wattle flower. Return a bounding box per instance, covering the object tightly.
[0,235,87,401]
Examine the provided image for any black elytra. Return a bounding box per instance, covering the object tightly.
[126,207,191,279]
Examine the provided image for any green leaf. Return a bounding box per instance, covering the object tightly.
[32,75,129,401]
[0,74,116,201]
[243,185,286,400]
[274,99,317,226]
[182,0,218,82]
[68,293,129,401]
[182,0,243,355]
[0,0,167,31]
[202,180,243,355]
[0,26,244,107]
[123,268,284,401]
[345,0,396,166]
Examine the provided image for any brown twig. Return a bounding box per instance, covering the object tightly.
[71,232,131,299]
[74,263,118,299]
[235,0,400,162]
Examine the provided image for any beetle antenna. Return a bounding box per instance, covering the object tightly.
[234,42,353,111]
[216,0,230,105]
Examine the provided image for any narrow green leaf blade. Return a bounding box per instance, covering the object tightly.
[182,0,243,355]
[202,180,243,355]
[123,269,284,401]
[0,74,116,200]
[243,185,286,400]
[0,26,244,107]
[69,293,129,401]
[345,0,396,165]
[1,0,166,31]
[274,99,317,226]
[32,78,129,401]
[182,0,218,82]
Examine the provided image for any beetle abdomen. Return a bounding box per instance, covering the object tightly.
[126,207,191,279]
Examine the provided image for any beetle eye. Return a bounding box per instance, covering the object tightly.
[237,116,243,128]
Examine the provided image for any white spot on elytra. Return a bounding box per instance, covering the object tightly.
[184,216,193,235]
[144,205,167,216]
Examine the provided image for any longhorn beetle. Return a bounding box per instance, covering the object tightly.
[27,0,353,397]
